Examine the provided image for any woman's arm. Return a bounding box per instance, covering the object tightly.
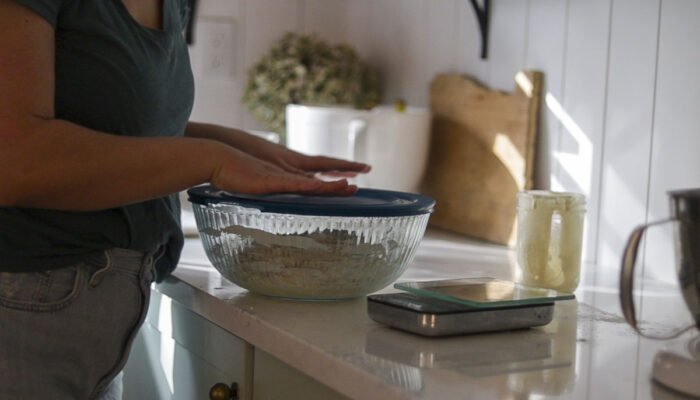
[0,0,348,211]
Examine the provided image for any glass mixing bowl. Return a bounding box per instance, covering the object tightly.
[187,186,435,300]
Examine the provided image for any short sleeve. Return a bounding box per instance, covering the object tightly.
[9,0,66,27]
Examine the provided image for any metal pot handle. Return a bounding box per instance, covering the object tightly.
[620,218,695,339]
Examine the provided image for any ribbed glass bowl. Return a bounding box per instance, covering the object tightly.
[191,202,430,300]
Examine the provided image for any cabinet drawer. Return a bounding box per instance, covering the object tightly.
[125,323,248,400]
[124,290,253,399]
[253,349,350,400]
[145,290,253,375]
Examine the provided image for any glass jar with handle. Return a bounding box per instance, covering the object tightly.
[516,191,586,293]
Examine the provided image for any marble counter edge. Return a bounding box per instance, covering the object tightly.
[156,268,416,400]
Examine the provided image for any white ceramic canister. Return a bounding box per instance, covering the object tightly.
[285,104,431,193]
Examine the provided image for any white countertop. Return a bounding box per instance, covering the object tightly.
[159,229,697,400]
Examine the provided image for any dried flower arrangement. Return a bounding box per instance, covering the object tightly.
[242,32,381,134]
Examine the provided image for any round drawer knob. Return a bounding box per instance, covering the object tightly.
[209,381,238,400]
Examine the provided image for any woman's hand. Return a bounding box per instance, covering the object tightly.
[209,144,358,196]
[185,122,371,178]
[241,135,371,178]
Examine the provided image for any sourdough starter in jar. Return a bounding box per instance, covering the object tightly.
[516,191,586,293]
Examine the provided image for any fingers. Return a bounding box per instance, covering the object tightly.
[281,175,325,193]
[248,143,370,176]
[277,158,316,177]
[259,175,357,197]
[300,179,359,196]
[211,147,359,197]
[296,155,371,174]
[237,172,356,197]
[318,171,362,178]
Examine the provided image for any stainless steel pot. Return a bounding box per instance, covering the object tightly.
[620,188,700,338]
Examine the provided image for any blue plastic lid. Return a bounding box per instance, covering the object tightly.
[187,185,435,217]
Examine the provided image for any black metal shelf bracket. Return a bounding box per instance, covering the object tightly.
[469,0,491,59]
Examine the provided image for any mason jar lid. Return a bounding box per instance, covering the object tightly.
[187,185,436,217]
[517,190,586,212]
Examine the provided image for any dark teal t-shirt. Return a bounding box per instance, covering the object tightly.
[1,0,195,280]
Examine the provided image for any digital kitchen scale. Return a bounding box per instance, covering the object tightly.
[367,278,575,337]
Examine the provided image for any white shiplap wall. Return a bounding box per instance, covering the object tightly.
[188,0,700,282]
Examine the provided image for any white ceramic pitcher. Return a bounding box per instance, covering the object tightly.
[285,104,431,193]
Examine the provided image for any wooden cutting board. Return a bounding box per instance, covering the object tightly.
[420,70,543,246]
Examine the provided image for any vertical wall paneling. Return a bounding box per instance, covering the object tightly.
[188,1,243,127]
[639,0,700,376]
[303,0,348,45]
[239,0,303,131]
[560,5,612,391]
[455,0,488,84]
[395,0,430,107]
[645,0,700,282]
[556,0,612,264]
[296,0,306,32]
[596,0,659,270]
[397,0,430,106]
[592,2,661,398]
[425,1,460,78]
[355,0,459,107]
[344,0,373,60]
[524,0,569,190]
[366,0,401,104]
[366,0,430,106]
[486,0,529,91]
[641,0,700,334]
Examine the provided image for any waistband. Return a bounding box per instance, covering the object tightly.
[93,246,164,284]
[106,246,164,264]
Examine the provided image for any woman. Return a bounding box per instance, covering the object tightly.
[0,0,370,398]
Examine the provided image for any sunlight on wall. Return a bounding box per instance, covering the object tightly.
[545,93,593,262]
[598,167,647,268]
[493,133,525,189]
[545,93,593,196]
[515,71,534,98]
[550,175,565,193]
